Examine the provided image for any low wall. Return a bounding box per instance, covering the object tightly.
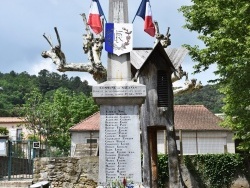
[33,156,98,188]
[33,155,250,188]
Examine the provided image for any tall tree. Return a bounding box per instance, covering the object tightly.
[22,88,99,155]
[179,1,250,150]
[22,88,44,142]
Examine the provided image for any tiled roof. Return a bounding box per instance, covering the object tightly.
[70,105,228,132]
[174,105,227,131]
[69,112,100,131]
[0,117,26,123]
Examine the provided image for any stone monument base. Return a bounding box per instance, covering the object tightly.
[93,81,146,187]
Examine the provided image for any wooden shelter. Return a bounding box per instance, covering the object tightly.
[132,42,177,187]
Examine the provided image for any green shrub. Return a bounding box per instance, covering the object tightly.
[158,154,169,188]
[157,154,249,188]
[0,127,9,135]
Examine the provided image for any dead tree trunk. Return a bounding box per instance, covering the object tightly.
[149,128,158,188]
[166,109,182,188]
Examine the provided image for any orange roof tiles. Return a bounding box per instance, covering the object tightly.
[70,112,100,131]
[69,105,228,132]
[0,117,26,123]
[174,105,227,131]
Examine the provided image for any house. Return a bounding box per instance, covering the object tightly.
[158,105,235,154]
[69,105,235,156]
[69,112,100,157]
[0,117,30,140]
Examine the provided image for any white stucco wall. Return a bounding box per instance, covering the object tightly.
[0,123,31,140]
[70,131,99,156]
[157,130,235,155]
[70,130,235,156]
[226,132,235,153]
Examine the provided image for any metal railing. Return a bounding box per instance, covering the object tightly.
[0,140,34,181]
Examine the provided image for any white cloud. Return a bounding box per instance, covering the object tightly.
[29,58,57,76]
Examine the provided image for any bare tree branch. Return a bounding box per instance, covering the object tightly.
[43,33,53,48]
[174,78,203,96]
[154,21,171,48]
[42,26,106,83]
[54,27,61,48]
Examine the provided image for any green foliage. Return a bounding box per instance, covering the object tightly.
[0,70,95,154]
[0,127,9,135]
[158,154,169,188]
[174,84,224,113]
[12,142,25,158]
[22,88,98,155]
[179,1,250,150]
[158,154,249,188]
[184,154,247,188]
[37,69,92,95]
[22,88,44,134]
[0,71,37,116]
[0,70,92,117]
[27,134,39,141]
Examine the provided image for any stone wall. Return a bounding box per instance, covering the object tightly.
[33,156,249,188]
[33,156,98,188]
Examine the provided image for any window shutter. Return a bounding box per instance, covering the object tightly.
[157,70,168,107]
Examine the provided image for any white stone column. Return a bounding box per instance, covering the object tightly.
[92,0,146,186]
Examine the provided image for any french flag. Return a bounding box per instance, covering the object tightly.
[87,0,104,34]
[135,0,155,37]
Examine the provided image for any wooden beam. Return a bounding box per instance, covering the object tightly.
[149,128,158,188]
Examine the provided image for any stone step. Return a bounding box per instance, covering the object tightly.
[75,148,98,152]
[74,151,98,156]
[0,180,32,188]
[73,144,98,157]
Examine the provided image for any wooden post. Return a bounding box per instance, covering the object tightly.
[141,114,151,187]
[166,74,184,188]
[179,129,183,160]
[149,128,158,188]
[164,130,167,154]
[196,130,198,154]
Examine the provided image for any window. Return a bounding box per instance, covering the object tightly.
[16,128,22,140]
[86,138,98,144]
[157,70,168,107]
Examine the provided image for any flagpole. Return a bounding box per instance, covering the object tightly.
[96,0,107,23]
[102,15,107,23]
[132,0,145,23]
[132,14,137,23]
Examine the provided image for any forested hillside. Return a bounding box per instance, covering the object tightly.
[0,70,92,116]
[0,70,224,155]
[0,70,224,116]
[174,84,224,113]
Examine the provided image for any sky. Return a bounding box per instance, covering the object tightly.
[0,0,217,86]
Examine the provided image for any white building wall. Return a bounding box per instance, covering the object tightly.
[70,130,235,156]
[157,130,235,155]
[70,131,99,156]
[226,132,235,153]
[0,123,31,140]
[157,131,166,154]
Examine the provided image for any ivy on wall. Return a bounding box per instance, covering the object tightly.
[157,154,249,188]
[158,154,169,188]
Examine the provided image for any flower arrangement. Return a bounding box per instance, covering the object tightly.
[110,178,134,188]
[98,178,144,188]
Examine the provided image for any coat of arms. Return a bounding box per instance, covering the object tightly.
[105,23,133,56]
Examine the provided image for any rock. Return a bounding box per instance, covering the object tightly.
[230,176,250,188]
